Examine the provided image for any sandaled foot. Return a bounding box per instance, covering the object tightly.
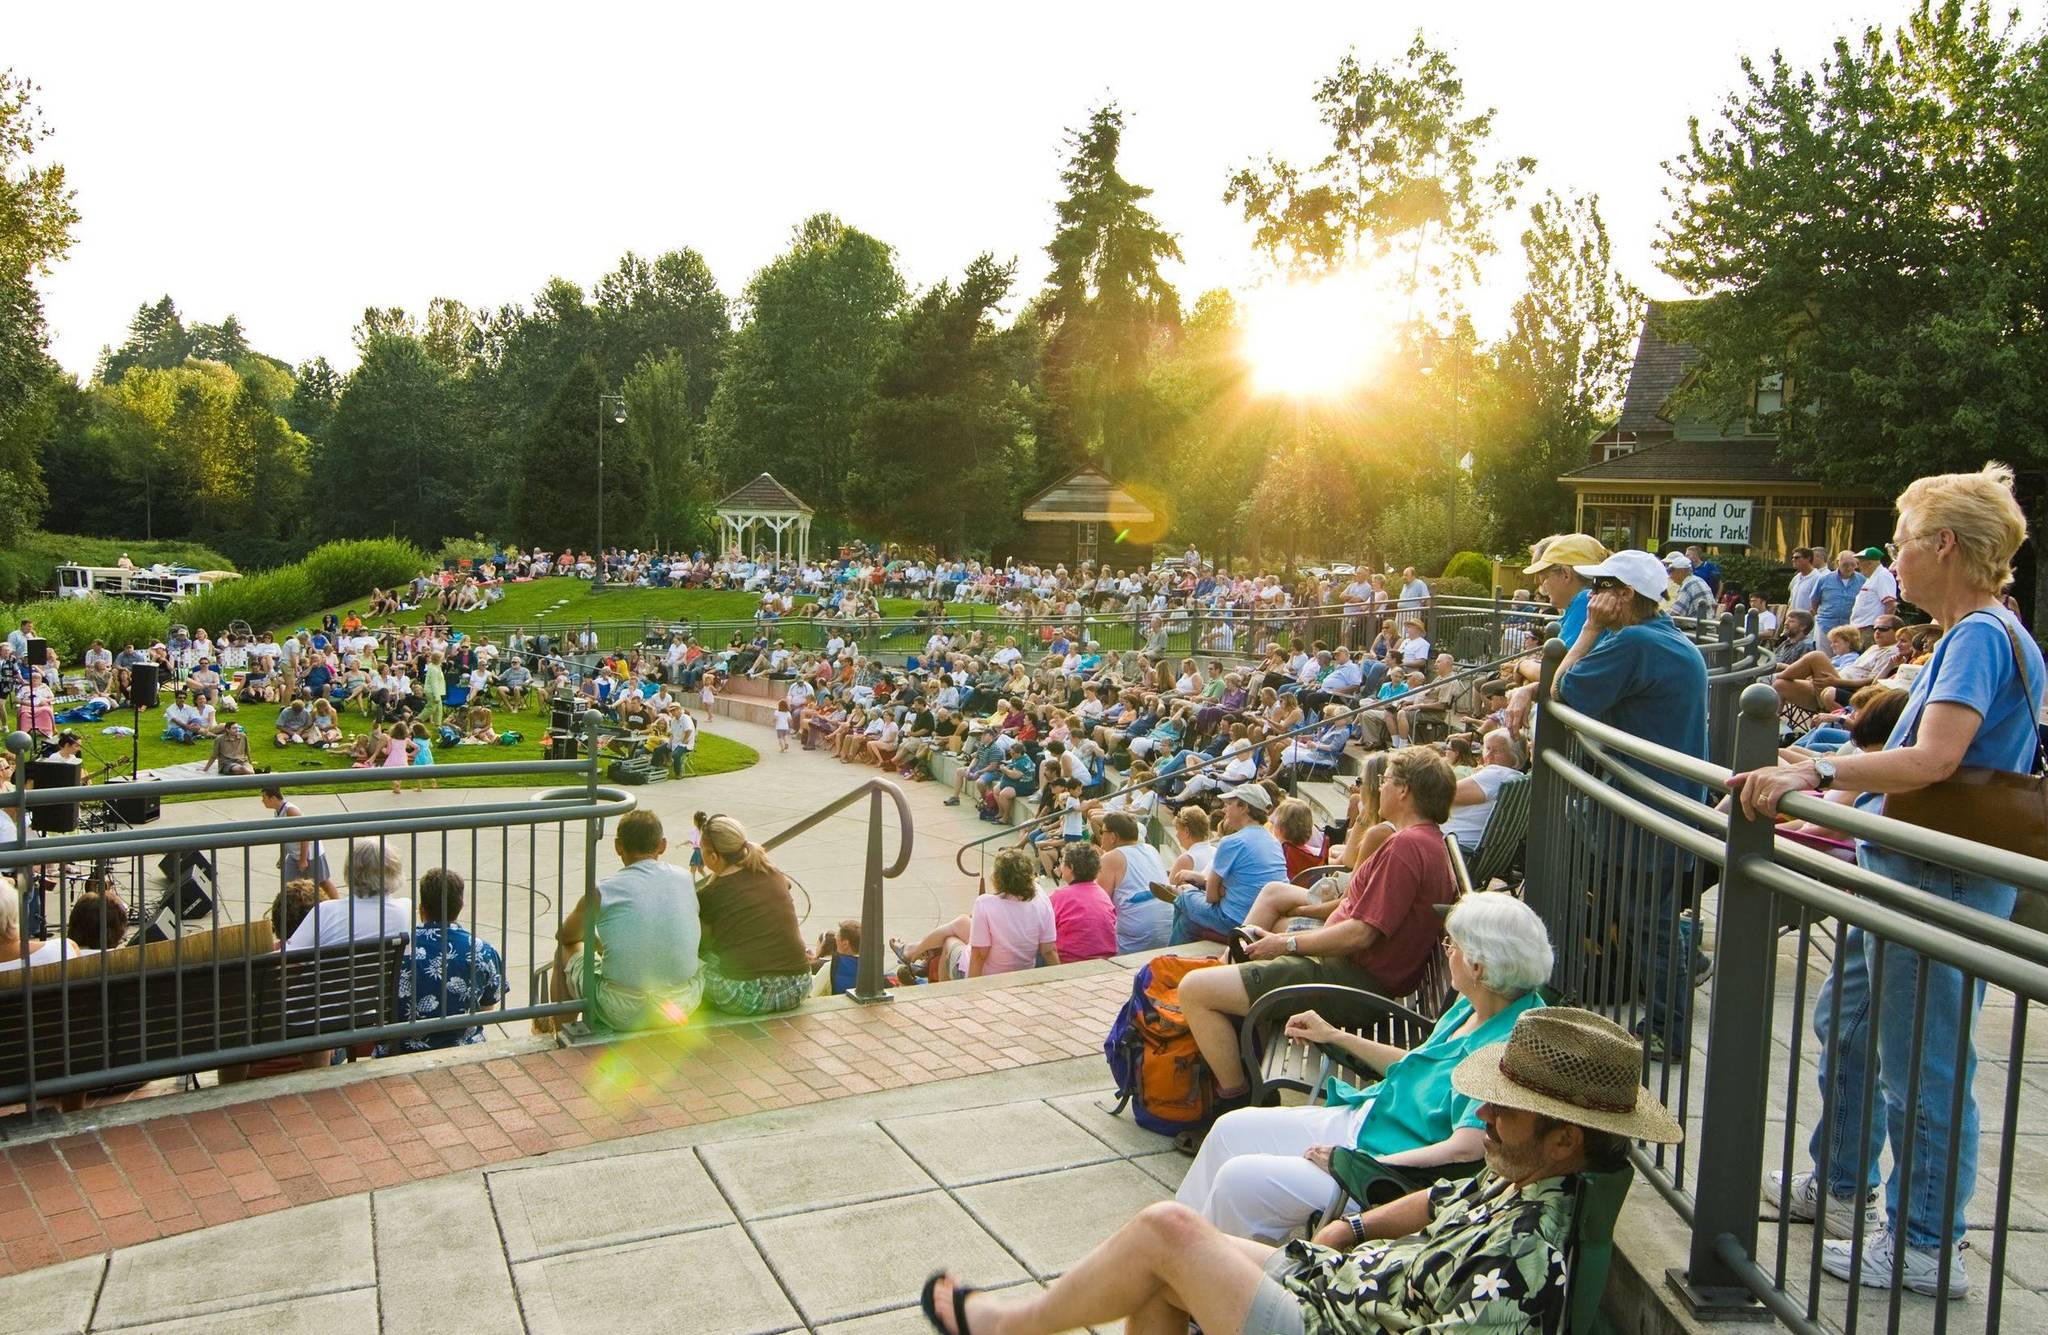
[920,1272,985,1335]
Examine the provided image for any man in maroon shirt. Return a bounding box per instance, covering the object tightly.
[1177,747,1459,1104]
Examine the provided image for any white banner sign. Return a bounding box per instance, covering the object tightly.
[1669,497,1753,546]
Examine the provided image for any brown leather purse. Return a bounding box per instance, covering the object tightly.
[1880,613,2048,865]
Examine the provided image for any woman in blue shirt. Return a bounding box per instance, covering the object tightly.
[1734,463,2045,1298]
[1175,891,1553,1241]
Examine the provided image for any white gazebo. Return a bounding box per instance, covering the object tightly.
[714,472,815,566]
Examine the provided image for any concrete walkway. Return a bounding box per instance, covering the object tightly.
[2,1056,1178,1334]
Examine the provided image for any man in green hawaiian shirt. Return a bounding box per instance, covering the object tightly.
[918,1008,1681,1335]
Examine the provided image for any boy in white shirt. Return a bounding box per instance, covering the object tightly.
[773,703,792,752]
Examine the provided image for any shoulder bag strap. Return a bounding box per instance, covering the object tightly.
[1989,613,2047,777]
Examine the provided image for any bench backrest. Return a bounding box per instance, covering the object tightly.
[0,929,406,1100]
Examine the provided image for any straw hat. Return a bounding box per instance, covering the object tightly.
[1451,1008,1684,1144]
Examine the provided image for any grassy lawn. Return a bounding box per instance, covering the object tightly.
[65,697,756,802]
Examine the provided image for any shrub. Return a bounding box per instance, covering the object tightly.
[1,597,172,661]
[1426,575,1489,601]
[436,536,495,566]
[300,539,428,609]
[1441,551,1493,587]
[1712,552,1788,602]
[176,566,318,635]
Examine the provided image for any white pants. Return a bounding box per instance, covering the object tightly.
[1175,1100,1368,1242]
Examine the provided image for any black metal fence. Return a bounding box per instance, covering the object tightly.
[1524,637,2048,1333]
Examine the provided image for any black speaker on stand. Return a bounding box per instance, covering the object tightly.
[22,637,47,670]
[24,759,79,833]
[127,661,159,780]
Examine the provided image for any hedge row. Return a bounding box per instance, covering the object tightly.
[0,597,173,663]
[178,538,426,634]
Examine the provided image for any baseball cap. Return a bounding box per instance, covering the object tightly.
[1524,534,1609,576]
[1220,783,1272,812]
[1857,546,1887,561]
[1662,552,1692,570]
[1574,551,1670,602]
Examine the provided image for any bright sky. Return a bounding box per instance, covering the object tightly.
[15,0,1949,378]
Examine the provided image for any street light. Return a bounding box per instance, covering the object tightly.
[593,393,627,591]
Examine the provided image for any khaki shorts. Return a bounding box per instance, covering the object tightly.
[1236,952,1386,1006]
[561,948,703,1030]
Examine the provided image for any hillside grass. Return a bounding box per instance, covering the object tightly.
[68,696,756,802]
[0,532,237,602]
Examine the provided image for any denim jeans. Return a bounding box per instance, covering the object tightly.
[1170,889,1240,945]
[1807,842,2015,1249]
[1794,726,1851,751]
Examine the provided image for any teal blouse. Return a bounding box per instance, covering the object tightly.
[1324,991,1545,1157]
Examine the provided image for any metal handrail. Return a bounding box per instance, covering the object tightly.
[948,642,1534,874]
[757,778,914,1004]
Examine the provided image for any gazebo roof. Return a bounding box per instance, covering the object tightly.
[715,473,814,515]
[1020,466,1156,526]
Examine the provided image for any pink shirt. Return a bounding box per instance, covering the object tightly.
[968,893,1056,975]
[1050,881,1119,963]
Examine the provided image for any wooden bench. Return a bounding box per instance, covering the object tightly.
[0,923,406,1105]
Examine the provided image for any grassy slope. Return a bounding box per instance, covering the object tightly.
[71,697,756,801]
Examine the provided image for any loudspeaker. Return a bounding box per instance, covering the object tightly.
[130,662,160,708]
[156,851,215,920]
[102,779,160,826]
[22,637,47,669]
[546,732,580,761]
[25,760,79,833]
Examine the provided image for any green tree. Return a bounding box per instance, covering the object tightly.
[1143,289,1265,560]
[703,214,905,515]
[621,349,710,549]
[318,335,468,546]
[96,296,189,383]
[420,297,481,375]
[1226,34,1533,324]
[187,313,250,364]
[595,248,730,416]
[0,69,77,542]
[285,356,342,441]
[1040,104,1183,479]
[511,356,652,550]
[1478,191,1643,552]
[848,254,1029,553]
[1660,0,2048,619]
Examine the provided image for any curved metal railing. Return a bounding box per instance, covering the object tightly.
[758,778,914,1004]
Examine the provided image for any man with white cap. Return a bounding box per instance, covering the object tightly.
[1158,782,1285,946]
[1553,550,1710,1060]
[1662,551,1718,623]
[916,1007,1681,1335]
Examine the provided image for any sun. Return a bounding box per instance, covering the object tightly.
[1239,270,1393,398]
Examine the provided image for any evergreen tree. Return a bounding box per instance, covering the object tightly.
[97,296,190,383]
[849,254,1029,553]
[285,356,342,441]
[1040,104,1183,480]
[510,357,652,551]
[318,335,468,546]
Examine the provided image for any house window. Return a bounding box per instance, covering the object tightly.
[1602,442,1635,462]
[1753,373,1785,418]
[1075,522,1099,564]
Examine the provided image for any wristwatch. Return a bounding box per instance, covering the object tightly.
[1812,757,1837,791]
[1287,934,1300,955]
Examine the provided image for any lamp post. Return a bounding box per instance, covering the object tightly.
[594,393,627,591]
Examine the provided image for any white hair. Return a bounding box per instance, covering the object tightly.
[348,842,405,899]
[1446,891,1553,997]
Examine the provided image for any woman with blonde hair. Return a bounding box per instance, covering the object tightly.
[695,814,812,1015]
[1735,463,2046,1297]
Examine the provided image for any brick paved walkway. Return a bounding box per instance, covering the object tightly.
[0,967,1133,1277]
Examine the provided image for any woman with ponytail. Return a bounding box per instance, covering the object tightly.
[695,814,813,1015]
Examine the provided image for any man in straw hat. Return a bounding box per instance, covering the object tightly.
[916,1008,1679,1335]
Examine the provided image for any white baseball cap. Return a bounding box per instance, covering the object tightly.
[1574,551,1671,602]
[1219,783,1272,812]
[1662,552,1693,570]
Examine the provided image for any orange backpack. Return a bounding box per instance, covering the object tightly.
[1104,955,1225,1134]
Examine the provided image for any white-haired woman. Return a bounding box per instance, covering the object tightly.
[1733,463,2044,1296]
[1175,890,1553,1241]
[284,839,413,950]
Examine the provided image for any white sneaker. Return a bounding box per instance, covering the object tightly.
[1821,1224,1969,1299]
[1765,1170,1882,1240]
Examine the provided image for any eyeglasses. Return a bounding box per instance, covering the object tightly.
[1885,532,1939,560]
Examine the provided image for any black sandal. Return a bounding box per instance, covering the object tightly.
[919,1271,981,1335]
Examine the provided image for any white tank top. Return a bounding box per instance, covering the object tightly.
[1110,841,1173,954]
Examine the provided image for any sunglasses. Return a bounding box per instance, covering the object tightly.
[1591,577,1626,592]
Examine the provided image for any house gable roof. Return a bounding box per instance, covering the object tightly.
[1614,301,1703,436]
[714,472,813,515]
[1020,466,1157,526]
[1560,437,1812,485]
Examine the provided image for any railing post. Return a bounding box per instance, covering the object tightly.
[1669,682,1778,1318]
[852,786,893,1005]
[1522,637,1571,929]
